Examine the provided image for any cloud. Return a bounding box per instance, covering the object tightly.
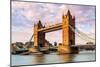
[12,30,33,43]
[12,1,96,44]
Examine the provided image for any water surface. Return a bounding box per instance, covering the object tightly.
[11,51,95,66]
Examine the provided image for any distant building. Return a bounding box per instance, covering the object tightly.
[11,42,24,54]
[25,41,34,48]
[86,42,94,45]
[45,40,52,47]
[15,42,24,48]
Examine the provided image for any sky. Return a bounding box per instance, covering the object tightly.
[11,1,96,45]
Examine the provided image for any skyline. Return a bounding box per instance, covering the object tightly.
[12,1,96,45]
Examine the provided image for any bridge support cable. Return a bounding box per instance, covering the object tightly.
[29,33,34,42]
[75,28,95,40]
[68,24,89,41]
[69,24,95,42]
[24,33,34,48]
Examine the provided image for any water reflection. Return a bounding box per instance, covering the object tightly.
[33,54,45,64]
[12,51,95,66]
[59,54,73,63]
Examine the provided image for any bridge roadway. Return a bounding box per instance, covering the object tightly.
[38,23,62,32]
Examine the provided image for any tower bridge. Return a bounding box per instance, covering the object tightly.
[33,10,76,54]
[30,10,95,54]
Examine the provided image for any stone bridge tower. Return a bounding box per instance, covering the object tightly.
[62,10,75,45]
[34,20,45,49]
[58,10,75,53]
[62,10,75,46]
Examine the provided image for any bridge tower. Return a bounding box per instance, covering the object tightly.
[34,20,45,50]
[58,10,75,53]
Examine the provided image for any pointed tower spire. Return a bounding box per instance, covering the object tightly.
[67,10,71,16]
[37,20,43,28]
[38,20,41,24]
[37,20,42,26]
[62,13,65,18]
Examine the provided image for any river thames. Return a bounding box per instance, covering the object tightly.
[11,50,95,66]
